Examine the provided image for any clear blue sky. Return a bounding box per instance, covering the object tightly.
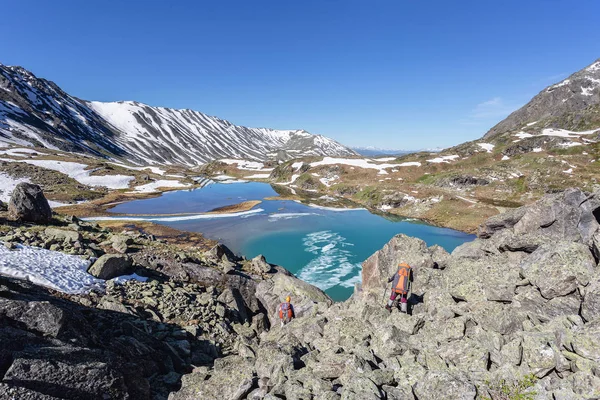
[1,0,599,149]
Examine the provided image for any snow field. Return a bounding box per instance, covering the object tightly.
[1,158,135,189]
[131,180,191,193]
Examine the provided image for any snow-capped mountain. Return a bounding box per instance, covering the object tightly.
[484,58,600,140]
[0,64,356,165]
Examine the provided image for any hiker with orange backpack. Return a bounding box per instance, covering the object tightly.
[386,262,413,313]
[278,296,295,327]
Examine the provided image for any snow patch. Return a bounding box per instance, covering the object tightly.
[397,161,421,167]
[426,155,459,163]
[244,173,271,179]
[0,148,44,157]
[84,208,264,222]
[0,244,102,294]
[220,159,267,170]
[1,159,135,189]
[131,180,190,193]
[541,128,599,138]
[108,162,166,176]
[477,143,495,153]
[310,157,395,173]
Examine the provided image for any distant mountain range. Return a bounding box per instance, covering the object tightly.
[0,64,356,165]
[351,146,443,157]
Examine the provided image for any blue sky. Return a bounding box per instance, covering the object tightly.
[1,0,599,149]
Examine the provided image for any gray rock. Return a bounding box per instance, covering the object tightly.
[8,182,52,223]
[112,234,133,253]
[582,273,600,322]
[413,371,476,400]
[44,227,82,243]
[169,355,256,400]
[88,254,133,279]
[250,254,272,274]
[361,234,436,302]
[478,206,526,238]
[520,242,596,299]
[256,266,332,328]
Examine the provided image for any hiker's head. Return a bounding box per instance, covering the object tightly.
[285,296,291,303]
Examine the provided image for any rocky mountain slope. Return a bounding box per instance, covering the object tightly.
[1,185,599,399]
[0,63,356,165]
[484,58,600,140]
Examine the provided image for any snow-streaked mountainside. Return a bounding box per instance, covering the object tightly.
[484,58,600,140]
[0,63,356,165]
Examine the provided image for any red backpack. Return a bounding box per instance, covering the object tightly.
[393,263,412,295]
[279,302,293,320]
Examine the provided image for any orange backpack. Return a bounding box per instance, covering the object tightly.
[279,302,293,320]
[394,263,412,295]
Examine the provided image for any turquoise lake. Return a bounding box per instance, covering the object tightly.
[108,182,473,301]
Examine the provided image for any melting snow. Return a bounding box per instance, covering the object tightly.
[84,208,264,222]
[310,157,396,173]
[375,157,396,162]
[131,180,190,193]
[501,155,510,160]
[426,155,459,163]
[514,132,533,140]
[397,161,421,167]
[0,244,101,294]
[0,172,30,202]
[558,142,582,148]
[108,162,166,176]
[532,148,543,153]
[586,61,600,72]
[320,176,339,187]
[0,148,44,157]
[1,159,134,189]
[526,121,539,127]
[582,87,595,96]
[477,143,495,153]
[220,159,270,171]
[548,79,571,91]
[245,173,271,179]
[541,128,599,138]
[0,244,148,294]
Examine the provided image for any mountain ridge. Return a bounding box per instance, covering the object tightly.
[0,63,356,165]
[483,58,600,140]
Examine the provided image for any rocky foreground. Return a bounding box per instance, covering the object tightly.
[1,187,600,399]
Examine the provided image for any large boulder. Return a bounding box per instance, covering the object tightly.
[256,266,332,328]
[44,227,82,243]
[361,234,444,302]
[520,242,596,299]
[478,206,527,238]
[88,254,133,280]
[250,254,272,274]
[413,371,476,400]
[8,183,52,223]
[480,188,600,245]
[582,273,600,322]
[169,355,256,400]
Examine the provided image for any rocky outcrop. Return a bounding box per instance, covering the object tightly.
[7,182,52,223]
[175,188,600,399]
[88,254,133,279]
[3,187,600,399]
[0,277,201,399]
[484,58,600,140]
